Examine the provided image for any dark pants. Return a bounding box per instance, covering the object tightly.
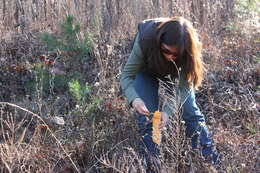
[133,72,215,172]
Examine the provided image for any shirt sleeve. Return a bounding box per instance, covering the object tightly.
[120,33,145,106]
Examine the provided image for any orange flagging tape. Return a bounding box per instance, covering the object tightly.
[152,111,161,145]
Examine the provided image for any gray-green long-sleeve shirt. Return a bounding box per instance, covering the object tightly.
[120,33,191,115]
[120,33,144,105]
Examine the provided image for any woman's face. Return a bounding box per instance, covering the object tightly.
[161,43,179,62]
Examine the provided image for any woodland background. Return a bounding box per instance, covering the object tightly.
[0,0,259,173]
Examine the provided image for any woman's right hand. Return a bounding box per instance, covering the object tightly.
[132,98,150,115]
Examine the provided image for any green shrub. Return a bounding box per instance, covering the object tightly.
[69,80,91,104]
[69,79,101,115]
[235,0,259,18]
[225,0,259,33]
[27,15,94,98]
[41,15,93,60]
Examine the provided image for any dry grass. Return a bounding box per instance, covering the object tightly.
[0,102,80,172]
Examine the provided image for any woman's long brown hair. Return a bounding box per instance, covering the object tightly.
[157,17,205,89]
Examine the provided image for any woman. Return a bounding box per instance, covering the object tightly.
[120,17,220,172]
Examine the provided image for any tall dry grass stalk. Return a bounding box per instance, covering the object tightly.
[156,62,198,173]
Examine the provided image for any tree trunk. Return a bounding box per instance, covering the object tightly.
[152,0,160,16]
[44,0,47,21]
[14,0,20,30]
[35,0,39,20]
[3,0,6,20]
[169,0,173,16]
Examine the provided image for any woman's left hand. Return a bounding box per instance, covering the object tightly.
[159,112,169,130]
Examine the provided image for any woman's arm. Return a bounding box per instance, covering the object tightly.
[120,33,145,106]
